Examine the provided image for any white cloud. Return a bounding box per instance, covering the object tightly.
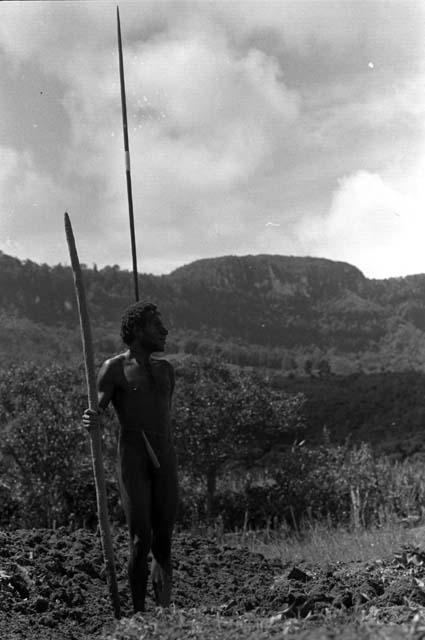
[34,12,300,267]
[300,169,425,278]
[0,1,424,276]
[0,145,72,260]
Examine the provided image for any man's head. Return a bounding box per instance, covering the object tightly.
[120,301,168,352]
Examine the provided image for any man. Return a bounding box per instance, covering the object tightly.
[83,301,178,613]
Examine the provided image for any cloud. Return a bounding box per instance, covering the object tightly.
[0,145,72,260]
[0,1,424,277]
[0,4,300,268]
[126,36,299,190]
[299,169,425,278]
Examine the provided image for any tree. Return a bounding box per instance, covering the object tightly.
[318,358,331,377]
[304,358,313,377]
[173,357,305,517]
[1,364,87,526]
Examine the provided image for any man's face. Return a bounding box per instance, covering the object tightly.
[136,312,168,352]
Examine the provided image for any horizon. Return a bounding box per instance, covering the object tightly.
[1,1,424,279]
[1,247,422,282]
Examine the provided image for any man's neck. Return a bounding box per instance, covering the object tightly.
[128,344,152,366]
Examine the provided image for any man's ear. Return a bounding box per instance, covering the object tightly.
[133,326,144,340]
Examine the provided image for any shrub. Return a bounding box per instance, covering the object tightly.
[0,363,118,527]
[2,362,425,533]
[173,357,305,517]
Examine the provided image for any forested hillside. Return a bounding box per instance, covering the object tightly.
[2,251,425,372]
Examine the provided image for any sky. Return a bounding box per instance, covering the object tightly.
[0,1,424,279]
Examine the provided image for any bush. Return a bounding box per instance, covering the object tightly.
[0,363,118,528]
[178,440,425,532]
[2,363,425,533]
[173,356,305,516]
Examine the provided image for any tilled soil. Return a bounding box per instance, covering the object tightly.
[1,527,425,639]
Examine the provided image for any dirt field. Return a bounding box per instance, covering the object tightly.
[2,527,425,639]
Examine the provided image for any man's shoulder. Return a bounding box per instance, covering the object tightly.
[151,355,173,364]
[151,357,174,380]
[100,353,126,376]
[151,356,174,371]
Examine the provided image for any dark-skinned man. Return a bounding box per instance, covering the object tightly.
[82,301,178,613]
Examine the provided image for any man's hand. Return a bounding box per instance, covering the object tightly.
[82,408,101,432]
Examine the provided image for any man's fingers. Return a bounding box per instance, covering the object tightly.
[84,408,98,416]
[82,408,101,431]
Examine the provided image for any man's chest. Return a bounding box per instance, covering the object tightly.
[120,362,171,396]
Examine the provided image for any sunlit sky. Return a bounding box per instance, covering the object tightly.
[1,1,424,278]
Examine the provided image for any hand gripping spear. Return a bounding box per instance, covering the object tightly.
[64,212,121,619]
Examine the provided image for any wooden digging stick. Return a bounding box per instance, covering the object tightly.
[64,212,121,619]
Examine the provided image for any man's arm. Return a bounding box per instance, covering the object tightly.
[82,358,117,430]
[168,361,175,410]
[97,358,117,410]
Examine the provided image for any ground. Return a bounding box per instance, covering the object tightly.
[2,527,425,639]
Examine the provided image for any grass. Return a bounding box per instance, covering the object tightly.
[101,608,425,640]
[221,520,414,565]
[101,522,424,639]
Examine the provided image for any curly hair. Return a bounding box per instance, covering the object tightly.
[120,301,158,345]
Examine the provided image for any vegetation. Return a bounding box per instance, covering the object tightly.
[102,609,425,640]
[177,438,425,532]
[4,252,425,638]
[173,357,305,515]
[281,371,425,455]
[0,363,119,527]
[4,250,425,374]
[2,360,425,534]
[224,519,413,565]
[2,356,425,639]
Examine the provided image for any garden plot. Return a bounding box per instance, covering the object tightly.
[2,527,425,639]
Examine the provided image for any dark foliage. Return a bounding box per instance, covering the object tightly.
[2,361,425,532]
[281,371,425,456]
[3,251,425,373]
[172,357,305,514]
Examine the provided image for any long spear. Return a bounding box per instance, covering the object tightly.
[117,9,160,470]
[64,212,121,619]
[117,5,139,301]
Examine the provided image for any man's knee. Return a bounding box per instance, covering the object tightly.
[151,528,172,567]
[129,526,152,557]
[152,483,178,532]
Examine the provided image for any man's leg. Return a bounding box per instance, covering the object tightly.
[119,435,152,612]
[151,448,178,607]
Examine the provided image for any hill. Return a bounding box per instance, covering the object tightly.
[2,251,425,372]
[3,251,425,458]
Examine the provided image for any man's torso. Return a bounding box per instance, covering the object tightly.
[108,353,174,452]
